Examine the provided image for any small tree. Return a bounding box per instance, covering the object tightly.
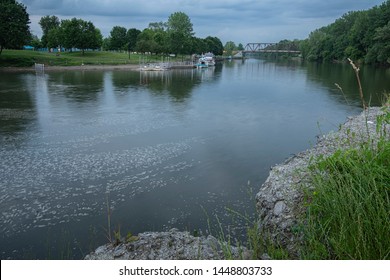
[224,41,236,55]
[30,35,42,50]
[0,0,30,54]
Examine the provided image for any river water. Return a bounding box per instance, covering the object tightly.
[0,59,389,259]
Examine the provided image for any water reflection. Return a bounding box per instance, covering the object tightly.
[47,71,104,103]
[139,67,221,101]
[0,74,36,134]
[305,62,390,107]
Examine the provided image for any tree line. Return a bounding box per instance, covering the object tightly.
[299,0,390,64]
[250,1,389,65]
[0,1,224,56]
[1,0,389,64]
[36,12,224,56]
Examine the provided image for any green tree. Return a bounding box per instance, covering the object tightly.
[224,41,236,55]
[0,0,30,54]
[102,37,111,51]
[109,26,127,51]
[29,35,42,50]
[39,15,60,48]
[204,36,223,55]
[167,12,194,55]
[126,28,141,56]
[366,21,390,64]
[45,28,64,51]
[189,36,207,54]
[135,28,156,54]
[299,0,390,64]
[61,18,102,55]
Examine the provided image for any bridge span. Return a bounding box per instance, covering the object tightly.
[243,43,301,56]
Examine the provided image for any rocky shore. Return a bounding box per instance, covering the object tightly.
[85,228,251,260]
[85,107,388,260]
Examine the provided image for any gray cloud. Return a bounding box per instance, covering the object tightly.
[21,0,385,44]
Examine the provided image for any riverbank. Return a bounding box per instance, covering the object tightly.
[256,106,389,259]
[85,106,389,260]
[0,64,142,72]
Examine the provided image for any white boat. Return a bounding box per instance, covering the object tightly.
[196,53,216,68]
[202,52,216,66]
[196,58,209,68]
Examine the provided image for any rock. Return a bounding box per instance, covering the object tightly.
[85,228,252,260]
[273,201,286,216]
[255,107,389,258]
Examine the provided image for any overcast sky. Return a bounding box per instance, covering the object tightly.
[20,0,385,45]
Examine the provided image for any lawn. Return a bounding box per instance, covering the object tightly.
[0,50,175,67]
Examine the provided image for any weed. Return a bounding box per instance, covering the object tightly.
[300,59,390,260]
[126,232,140,243]
[347,58,367,110]
[302,139,390,259]
[113,225,122,246]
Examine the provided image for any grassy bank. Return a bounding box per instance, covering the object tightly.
[0,50,176,67]
[301,104,390,260]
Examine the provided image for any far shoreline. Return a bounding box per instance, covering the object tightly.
[0,64,142,72]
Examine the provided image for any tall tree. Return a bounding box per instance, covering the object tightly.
[126,28,141,53]
[167,12,194,55]
[61,18,102,55]
[0,0,30,54]
[109,26,127,51]
[39,15,60,48]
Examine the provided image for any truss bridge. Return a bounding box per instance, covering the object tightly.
[243,43,301,56]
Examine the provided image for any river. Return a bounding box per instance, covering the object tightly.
[0,59,389,259]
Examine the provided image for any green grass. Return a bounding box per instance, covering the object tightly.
[0,49,177,67]
[302,106,390,259]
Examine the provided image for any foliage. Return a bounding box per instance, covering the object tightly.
[109,26,127,51]
[167,12,194,55]
[204,36,224,55]
[126,28,141,52]
[0,0,31,55]
[300,0,390,64]
[60,18,102,55]
[47,27,63,49]
[39,15,60,47]
[8,9,225,61]
[29,35,43,50]
[224,41,237,55]
[167,11,194,38]
[303,136,390,259]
